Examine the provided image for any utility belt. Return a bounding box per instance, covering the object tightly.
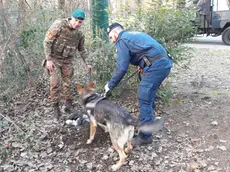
[50,54,74,63]
[140,53,172,71]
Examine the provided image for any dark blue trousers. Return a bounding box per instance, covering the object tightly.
[138,58,172,139]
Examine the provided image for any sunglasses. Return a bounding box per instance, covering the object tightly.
[77,17,84,20]
[74,17,84,24]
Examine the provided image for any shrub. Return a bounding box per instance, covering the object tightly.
[112,2,195,64]
[0,1,195,104]
[104,1,195,101]
[0,9,64,103]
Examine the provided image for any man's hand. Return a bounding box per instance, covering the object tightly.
[46,60,55,73]
[103,83,111,97]
[85,64,92,72]
[104,83,110,93]
[138,66,143,73]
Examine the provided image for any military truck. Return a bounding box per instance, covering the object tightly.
[195,0,230,45]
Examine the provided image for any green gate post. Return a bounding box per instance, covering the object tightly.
[92,0,108,41]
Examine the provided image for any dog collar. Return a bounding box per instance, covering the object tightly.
[84,93,106,111]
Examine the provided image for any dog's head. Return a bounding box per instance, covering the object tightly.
[75,81,95,98]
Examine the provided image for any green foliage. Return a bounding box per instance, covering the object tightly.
[86,28,141,92]
[112,1,195,64]
[18,9,64,62]
[0,1,195,104]
[106,1,195,101]
[20,29,37,48]
[0,8,64,103]
[85,2,195,101]
[0,120,9,128]
[0,50,28,103]
[157,81,173,104]
[0,121,11,163]
[0,144,11,164]
[87,36,116,91]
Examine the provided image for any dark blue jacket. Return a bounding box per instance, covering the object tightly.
[108,30,172,90]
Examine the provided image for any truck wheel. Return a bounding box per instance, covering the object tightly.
[222,27,230,45]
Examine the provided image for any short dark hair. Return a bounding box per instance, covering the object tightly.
[107,22,123,35]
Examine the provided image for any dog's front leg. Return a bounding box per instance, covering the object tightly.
[125,141,133,153]
[86,110,97,144]
[98,123,108,133]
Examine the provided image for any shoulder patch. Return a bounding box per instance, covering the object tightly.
[46,28,60,39]
[46,19,67,39]
[47,32,55,39]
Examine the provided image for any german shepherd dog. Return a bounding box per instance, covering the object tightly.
[76,81,164,171]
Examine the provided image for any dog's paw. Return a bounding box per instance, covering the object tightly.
[104,128,109,133]
[86,139,93,144]
[111,164,120,171]
[125,147,132,154]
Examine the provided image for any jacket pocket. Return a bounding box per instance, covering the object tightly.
[62,46,76,57]
[53,42,65,54]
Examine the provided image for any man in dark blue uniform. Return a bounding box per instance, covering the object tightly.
[104,22,173,146]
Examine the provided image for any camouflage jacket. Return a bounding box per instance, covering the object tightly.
[43,18,88,61]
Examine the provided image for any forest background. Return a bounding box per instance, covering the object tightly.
[1,0,230,171]
[0,0,200,104]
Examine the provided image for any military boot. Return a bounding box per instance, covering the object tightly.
[52,103,61,120]
[64,99,75,114]
[131,135,153,146]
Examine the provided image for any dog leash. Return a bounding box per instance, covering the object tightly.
[87,69,92,83]
[120,68,142,84]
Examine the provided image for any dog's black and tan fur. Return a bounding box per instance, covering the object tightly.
[76,81,163,171]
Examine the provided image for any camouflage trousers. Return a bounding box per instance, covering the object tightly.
[49,59,73,106]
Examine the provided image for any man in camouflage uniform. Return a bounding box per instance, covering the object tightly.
[43,9,91,120]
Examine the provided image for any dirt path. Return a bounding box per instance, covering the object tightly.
[161,48,230,171]
[1,47,230,172]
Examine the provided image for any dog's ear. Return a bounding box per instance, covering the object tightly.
[75,84,83,93]
[88,81,95,90]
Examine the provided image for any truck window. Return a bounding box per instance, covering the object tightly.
[213,0,229,11]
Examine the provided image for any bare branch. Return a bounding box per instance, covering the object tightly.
[24,0,32,10]
[0,35,11,59]
[0,36,11,78]
[0,2,34,88]
[0,113,24,133]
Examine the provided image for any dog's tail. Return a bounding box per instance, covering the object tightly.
[126,116,164,133]
[138,117,164,133]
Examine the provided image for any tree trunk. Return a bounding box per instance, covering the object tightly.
[0,0,6,39]
[58,0,65,10]
[18,0,26,31]
[0,1,33,87]
[0,0,5,78]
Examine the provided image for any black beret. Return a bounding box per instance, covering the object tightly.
[107,22,123,35]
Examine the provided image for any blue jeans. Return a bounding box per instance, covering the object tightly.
[138,61,172,139]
